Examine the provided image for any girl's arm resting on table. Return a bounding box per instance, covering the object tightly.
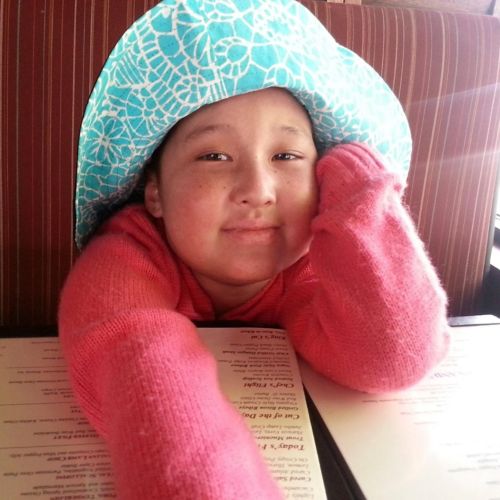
[283,143,450,393]
[58,231,282,500]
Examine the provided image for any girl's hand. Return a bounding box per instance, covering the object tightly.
[315,142,404,215]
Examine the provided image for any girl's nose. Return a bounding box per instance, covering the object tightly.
[231,160,277,208]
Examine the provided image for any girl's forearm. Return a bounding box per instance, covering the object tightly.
[284,143,450,393]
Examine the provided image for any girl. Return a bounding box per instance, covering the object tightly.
[59,1,449,498]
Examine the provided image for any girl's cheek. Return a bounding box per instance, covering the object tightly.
[289,175,318,206]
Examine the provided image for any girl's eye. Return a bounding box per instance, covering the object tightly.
[273,152,299,161]
[198,152,231,161]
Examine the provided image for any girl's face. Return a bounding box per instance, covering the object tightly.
[145,88,318,313]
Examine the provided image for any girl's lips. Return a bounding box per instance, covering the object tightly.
[223,220,279,231]
[222,224,279,244]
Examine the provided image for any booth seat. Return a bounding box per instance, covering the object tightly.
[1,0,499,326]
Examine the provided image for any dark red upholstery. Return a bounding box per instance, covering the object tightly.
[301,1,500,316]
[1,0,499,326]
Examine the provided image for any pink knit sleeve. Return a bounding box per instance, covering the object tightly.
[281,142,450,393]
[58,216,282,499]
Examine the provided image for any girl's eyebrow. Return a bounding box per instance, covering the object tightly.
[182,124,232,143]
[182,123,311,143]
[275,124,311,137]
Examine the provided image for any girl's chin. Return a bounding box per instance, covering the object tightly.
[201,272,275,289]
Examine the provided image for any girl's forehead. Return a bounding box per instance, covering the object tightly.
[172,88,313,135]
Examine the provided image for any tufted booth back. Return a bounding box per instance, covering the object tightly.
[1,0,499,326]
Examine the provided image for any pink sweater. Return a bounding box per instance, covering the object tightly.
[59,143,449,499]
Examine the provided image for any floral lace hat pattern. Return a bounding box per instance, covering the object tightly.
[76,0,412,247]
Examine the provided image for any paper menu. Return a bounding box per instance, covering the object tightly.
[0,329,326,499]
[300,324,500,500]
[199,328,326,499]
[0,337,115,498]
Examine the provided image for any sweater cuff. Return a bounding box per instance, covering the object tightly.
[316,142,404,215]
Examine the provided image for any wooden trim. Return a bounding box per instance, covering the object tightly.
[325,1,362,4]
[325,0,496,15]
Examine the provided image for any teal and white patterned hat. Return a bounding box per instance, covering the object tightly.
[76,0,411,248]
